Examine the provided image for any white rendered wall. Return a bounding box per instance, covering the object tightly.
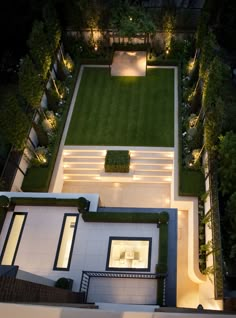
[0,206,159,293]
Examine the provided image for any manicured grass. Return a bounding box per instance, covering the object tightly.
[66,67,174,146]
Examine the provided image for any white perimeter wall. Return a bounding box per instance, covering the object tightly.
[0,207,159,292]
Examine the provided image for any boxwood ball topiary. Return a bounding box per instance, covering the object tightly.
[55,277,71,289]
[0,195,10,208]
[77,197,89,213]
[159,211,169,223]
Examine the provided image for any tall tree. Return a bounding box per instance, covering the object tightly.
[218,131,236,196]
[28,20,52,80]
[199,32,219,79]
[0,92,30,150]
[18,55,44,110]
[43,4,62,56]
[111,1,155,41]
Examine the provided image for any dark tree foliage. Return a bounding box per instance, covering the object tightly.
[111,0,155,38]
[218,131,236,196]
[0,91,30,150]
[27,20,52,80]
[18,55,44,109]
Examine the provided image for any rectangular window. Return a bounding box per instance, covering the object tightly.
[54,214,78,270]
[106,237,152,272]
[0,213,27,265]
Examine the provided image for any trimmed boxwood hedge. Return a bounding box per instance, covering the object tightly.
[82,212,163,223]
[105,150,130,173]
[147,59,179,66]
[156,222,169,305]
[112,43,150,51]
[158,223,168,266]
[10,197,80,207]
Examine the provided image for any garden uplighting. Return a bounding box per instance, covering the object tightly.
[188,59,195,73]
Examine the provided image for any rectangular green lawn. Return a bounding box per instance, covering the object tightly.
[66,67,174,146]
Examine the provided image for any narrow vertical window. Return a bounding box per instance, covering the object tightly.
[54,214,78,270]
[0,213,27,265]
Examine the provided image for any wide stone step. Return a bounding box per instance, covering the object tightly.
[64,157,104,164]
[63,151,105,158]
[63,163,104,170]
[132,164,173,171]
[64,175,172,183]
[133,175,172,183]
[134,170,172,177]
[130,151,174,159]
[64,169,101,176]
[131,158,173,165]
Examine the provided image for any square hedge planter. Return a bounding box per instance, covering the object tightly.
[104,150,130,173]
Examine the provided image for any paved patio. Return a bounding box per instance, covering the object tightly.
[111,51,146,76]
[63,182,171,208]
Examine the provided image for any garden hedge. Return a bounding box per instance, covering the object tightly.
[10,197,80,207]
[112,43,150,51]
[147,59,179,66]
[105,150,130,173]
[82,212,160,223]
[22,62,81,192]
[156,222,169,305]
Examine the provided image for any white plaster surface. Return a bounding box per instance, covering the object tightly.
[63,182,171,208]
[0,207,159,304]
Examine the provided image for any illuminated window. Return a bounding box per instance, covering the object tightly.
[106,237,152,272]
[0,213,27,265]
[54,214,78,270]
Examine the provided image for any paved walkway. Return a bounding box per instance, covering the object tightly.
[177,210,199,307]
[63,182,171,208]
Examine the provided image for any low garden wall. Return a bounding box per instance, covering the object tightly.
[0,276,85,303]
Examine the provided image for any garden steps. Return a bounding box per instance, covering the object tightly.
[63,163,104,170]
[132,164,173,171]
[134,170,172,177]
[64,169,101,176]
[130,151,173,159]
[64,157,104,164]
[131,158,173,165]
[63,151,105,158]
[62,148,174,184]
[64,175,171,183]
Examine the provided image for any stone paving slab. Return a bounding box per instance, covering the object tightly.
[111,51,146,76]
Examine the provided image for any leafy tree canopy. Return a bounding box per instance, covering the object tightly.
[43,4,62,56]
[18,55,44,109]
[111,1,155,38]
[199,31,219,79]
[0,91,30,150]
[218,131,236,196]
[28,20,52,80]
[202,56,229,110]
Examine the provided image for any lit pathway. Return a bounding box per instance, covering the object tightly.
[177,210,199,307]
[63,182,171,208]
